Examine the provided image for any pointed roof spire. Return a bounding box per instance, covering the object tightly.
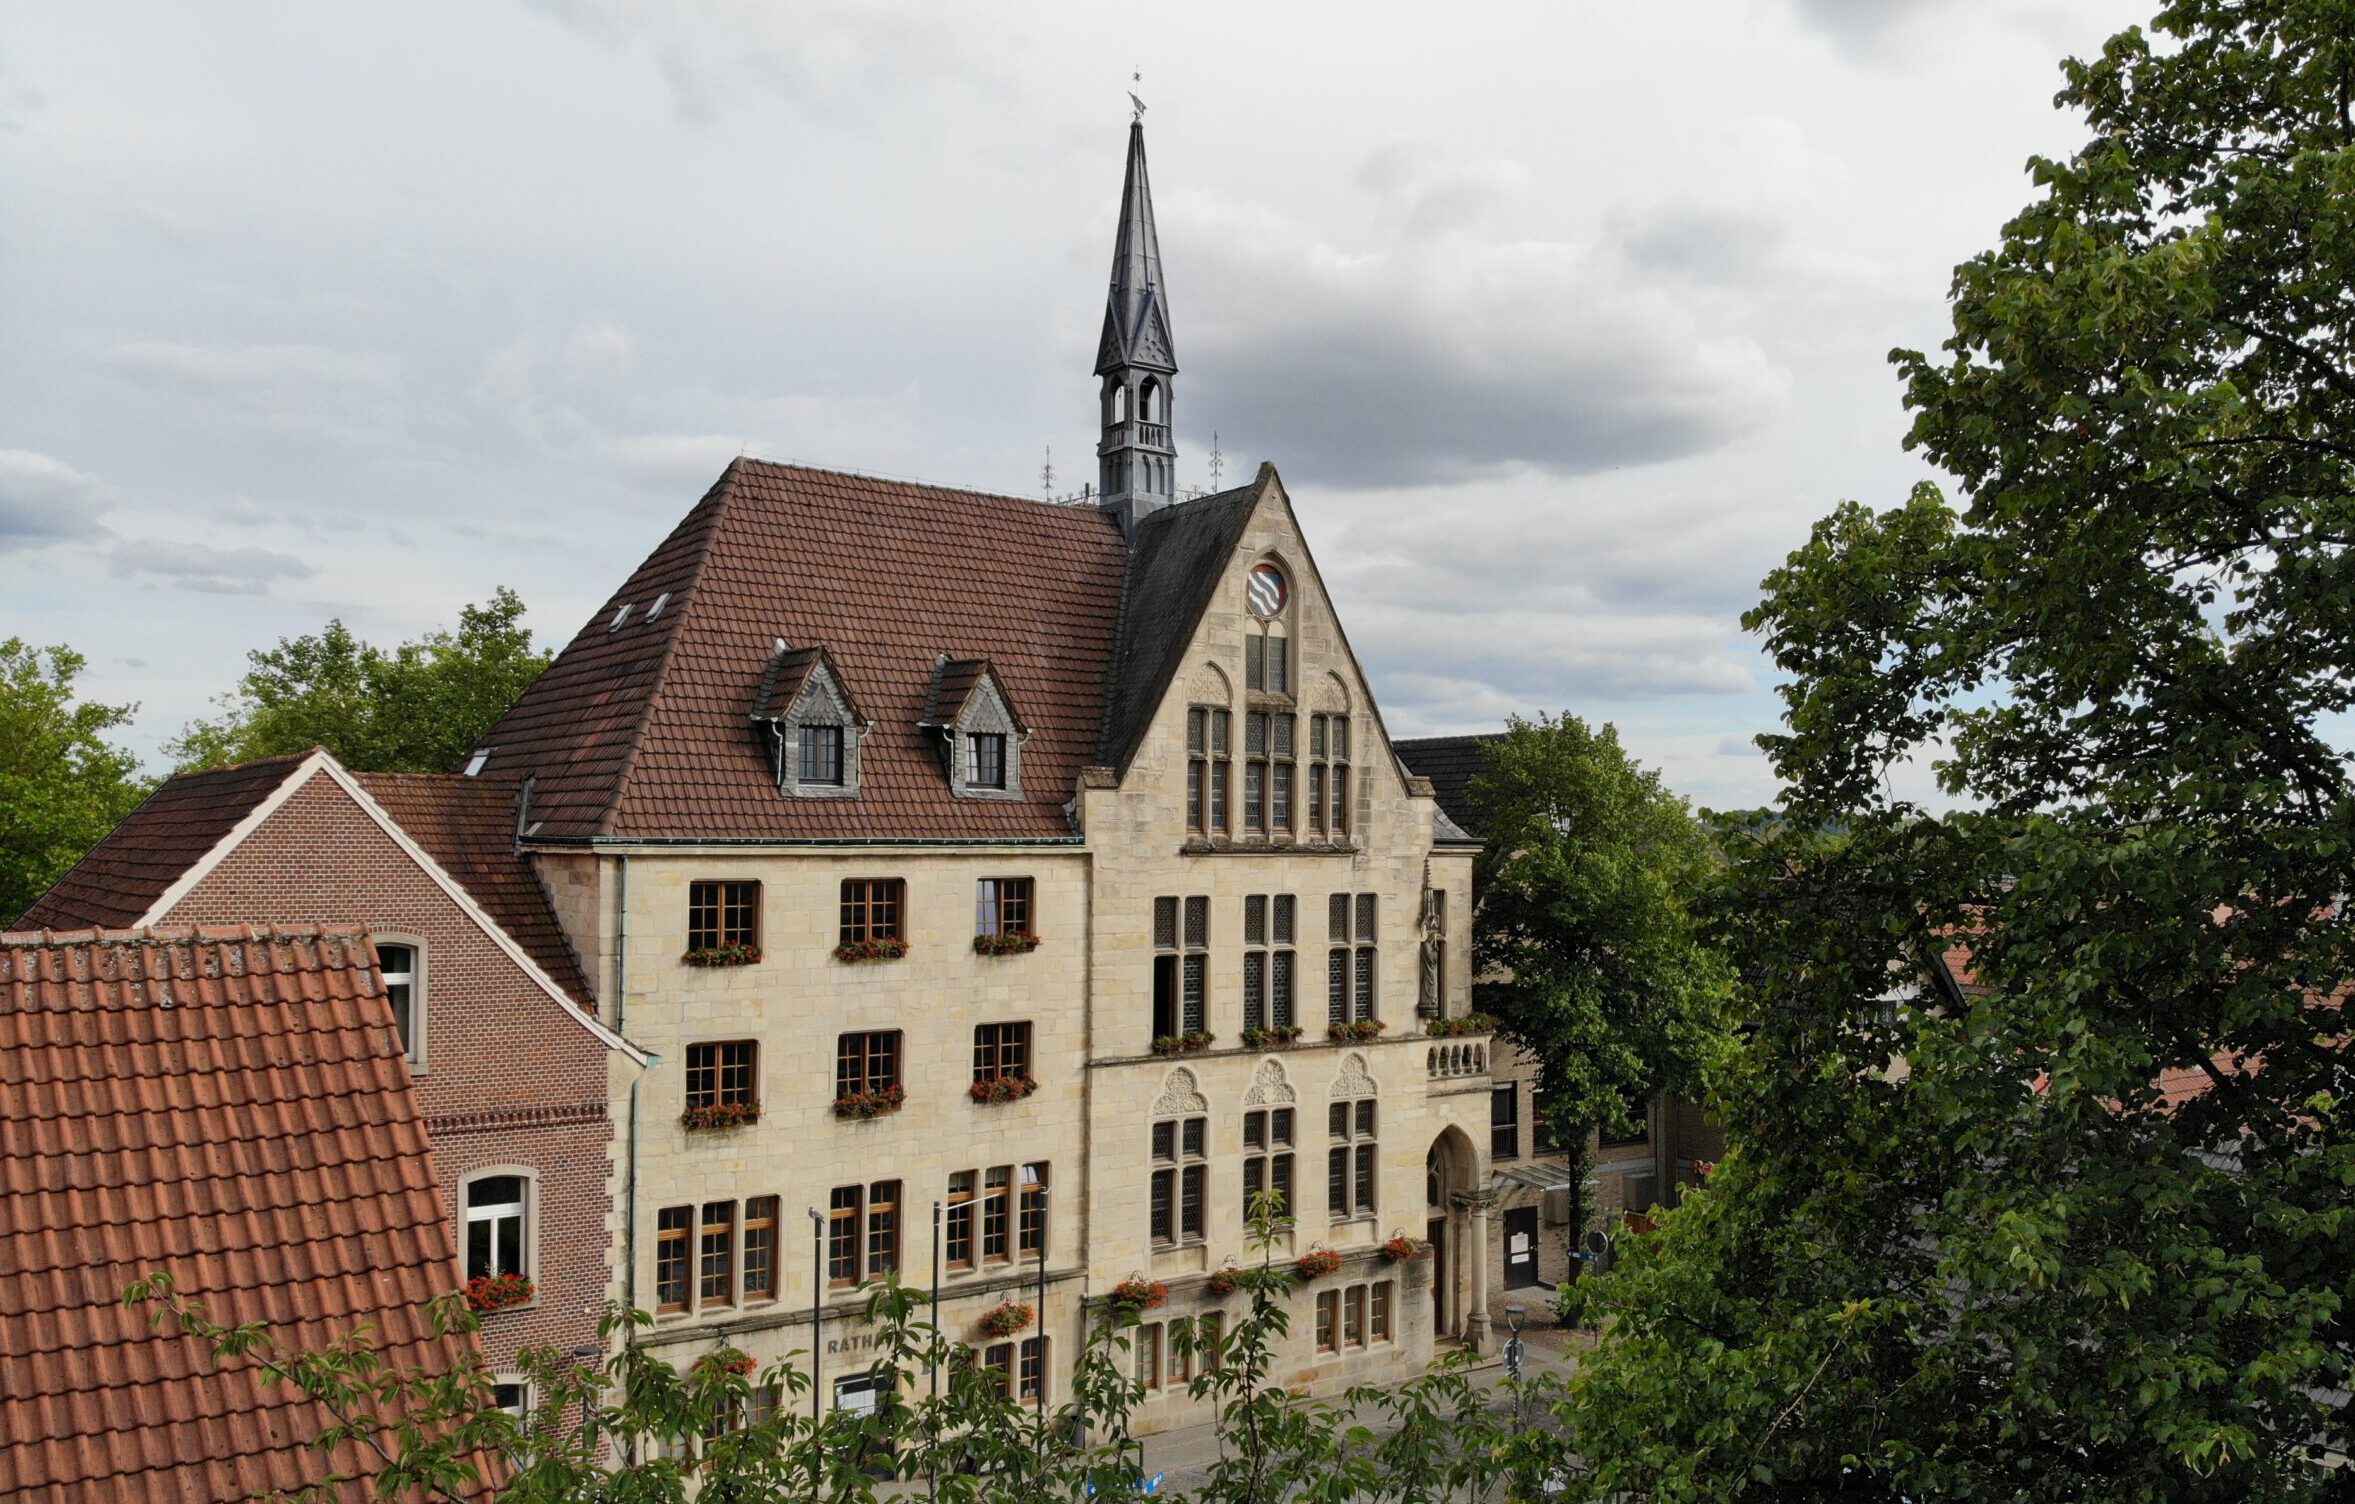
[1096,120,1176,377]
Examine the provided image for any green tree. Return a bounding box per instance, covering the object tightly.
[1559,3,2355,1498]
[1467,713,1732,1252]
[169,587,552,773]
[0,640,149,921]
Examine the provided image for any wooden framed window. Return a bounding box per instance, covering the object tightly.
[946,1171,975,1269]
[981,1166,1013,1262]
[1344,1284,1366,1347]
[1151,1116,1207,1246]
[975,877,1033,938]
[687,880,760,952]
[799,724,844,785]
[1315,1290,1338,1352]
[1200,1312,1225,1371]
[839,878,905,943]
[828,1185,863,1287]
[1490,1082,1521,1161]
[686,1041,758,1111]
[699,1201,735,1307]
[1018,1162,1048,1256]
[1135,1323,1162,1389]
[743,1196,779,1300]
[1242,1107,1295,1221]
[983,1342,1015,1398]
[836,1030,901,1096]
[972,1022,1032,1084]
[969,732,1007,789]
[1151,896,1208,1040]
[1329,1097,1377,1219]
[1371,1281,1393,1342]
[1018,1336,1046,1402]
[655,1205,691,1312]
[867,1179,900,1278]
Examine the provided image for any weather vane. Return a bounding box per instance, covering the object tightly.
[1131,68,1145,122]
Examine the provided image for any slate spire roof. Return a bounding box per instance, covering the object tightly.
[1096,119,1175,377]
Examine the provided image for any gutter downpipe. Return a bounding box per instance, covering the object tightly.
[615,853,644,1463]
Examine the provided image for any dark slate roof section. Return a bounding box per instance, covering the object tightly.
[351,773,595,1005]
[13,753,308,930]
[1393,734,1501,839]
[921,657,988,726]
[476,459,1134,842]
[1096,473,1267,775]
[749,645,825,722]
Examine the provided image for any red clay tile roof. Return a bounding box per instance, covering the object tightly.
[477,459,1158,841]
[350,772,594,1003]
[14,753,309,930]
[0,927,477,1504]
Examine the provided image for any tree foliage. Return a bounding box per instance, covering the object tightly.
[169,587,552,774]
[1558,3,2355,1498]
[1467,713,1732,1226]
[0,639,149,921]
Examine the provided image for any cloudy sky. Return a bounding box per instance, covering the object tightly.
[2,0,2151,808]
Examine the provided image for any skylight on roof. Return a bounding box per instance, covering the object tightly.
[464,748,491,777]
[610,602,632,631]
[647,591,671,619]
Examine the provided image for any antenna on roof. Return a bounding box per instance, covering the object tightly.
[1042,445,1055,498]
[1209,431,1224,492]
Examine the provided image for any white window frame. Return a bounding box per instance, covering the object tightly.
[374,935,426,1070]
[461,1166,540,1292]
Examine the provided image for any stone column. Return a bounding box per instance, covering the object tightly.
[1453,1189,1498,1355]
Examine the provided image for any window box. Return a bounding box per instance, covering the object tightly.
[682,1100,761,1132]
[1327,1019,1386,1043]
[1151,1030,1216,1057]
[833,936,909,964]
[1378,1235,1423,1265]
[1295,1248,1344,1281]
[1426,1013,1496,1038]
[973,932,1041,956]
[694,1348,757,1378]
[833,1084,907,1120]
[681,943,763,968]
[1205,1266,1244,1297]
[1107,1277,1167,1314]
[977,1301,1034,1339]
[969,1075,1039,1105]
[1239,1025,1304,1050]
[465,1273,535,1312]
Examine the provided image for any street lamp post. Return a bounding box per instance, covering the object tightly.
[809,1206,826,1426]
[1504,1304,1527,1434]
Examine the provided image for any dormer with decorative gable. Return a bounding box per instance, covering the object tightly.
[751,641,869,799]
[921,656,1030,800]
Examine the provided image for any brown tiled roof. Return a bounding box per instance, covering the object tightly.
[0,927,476,1504]
[351,772,594,1003]
[14,753,309,930]
[478,459,1205,841]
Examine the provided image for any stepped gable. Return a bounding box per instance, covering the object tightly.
[351,771,594,1003]
[477,459,1139,841]
[0,926,476,1504]
[1095,475,1264,776]
[14,752,309,930]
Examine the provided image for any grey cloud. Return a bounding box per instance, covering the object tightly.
[102,341,405,445]
[1617,204,1792,283]
[110,538,318,595]
[1786,0,1946,54]
[0,448,111,551]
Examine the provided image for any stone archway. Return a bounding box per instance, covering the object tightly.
[1425,1124,1483,1350]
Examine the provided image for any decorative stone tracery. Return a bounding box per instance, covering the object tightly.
[1151,1067,1208,1117]
[1243,1057,1294,1107]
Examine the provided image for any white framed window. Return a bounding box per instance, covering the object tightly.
[375,937,424,1067]
[493,1378,530,1418]
[463,1168,536,1287]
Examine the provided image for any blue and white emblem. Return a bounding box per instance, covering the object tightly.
[1246,563,1288,619]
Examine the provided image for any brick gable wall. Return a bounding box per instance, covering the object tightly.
[159,771,615,1372]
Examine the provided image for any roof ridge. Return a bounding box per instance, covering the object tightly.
[732,454,1109,516]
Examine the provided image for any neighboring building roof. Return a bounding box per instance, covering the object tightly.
[350,771,594,1003]
[14,752,310,930]
[1393,734,1499,838]
[1097,475,1264,776]
[0,927,476,1504]
[474,458,1276,842]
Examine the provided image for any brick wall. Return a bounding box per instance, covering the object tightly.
[160,770,616,1373]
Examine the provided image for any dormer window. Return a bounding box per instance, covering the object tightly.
[751,642,866,799]
[923,657,1027,801]
[970,733,1007,790]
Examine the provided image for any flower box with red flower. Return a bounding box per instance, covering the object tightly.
[1106,1277,1167,1314]
[968,1075,1038,1105]
[1378,1235,1422,1265]
[977,1301,1034,1339]
[1205,1266,1245,1297]
[972,933,1041,956]
[681,943,763,968]
[694,1348,757,1378]
[1294,1248,1344,1280]
[465,1273,535,1312]
[682,1100,761,1131]
[833,936,909,964]
[833,1084,907,1120]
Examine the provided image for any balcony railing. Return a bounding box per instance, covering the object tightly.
[1427,1041,1489,1080]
